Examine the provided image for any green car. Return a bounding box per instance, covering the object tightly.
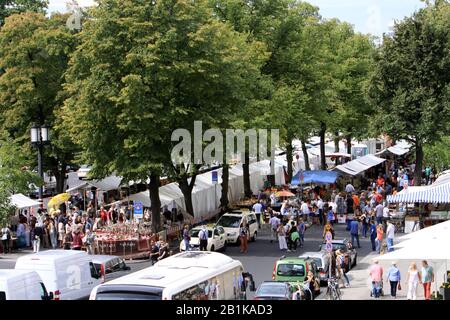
[272,256,319,286]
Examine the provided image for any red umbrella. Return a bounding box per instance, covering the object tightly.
[275,190,295,197]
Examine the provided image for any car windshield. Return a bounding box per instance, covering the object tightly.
[216,216,241,228]
[277,263,305,277]
[190,230,212,238]
[257,284,287,296]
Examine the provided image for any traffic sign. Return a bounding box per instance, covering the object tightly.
[134,201,143,217]
[325,242,333,253]
[325,231,332,242]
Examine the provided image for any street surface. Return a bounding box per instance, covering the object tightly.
[0,222,428,300]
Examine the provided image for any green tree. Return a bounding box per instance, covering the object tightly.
[0,135,41,226]
[63,0,266,225]
[0,0,48,27]
[423,136,450,173]
[368,0,450,185]
[0,12,79,193]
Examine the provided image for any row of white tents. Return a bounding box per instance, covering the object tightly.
[66,160,286,221]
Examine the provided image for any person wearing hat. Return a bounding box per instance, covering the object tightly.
[387,262,401,298]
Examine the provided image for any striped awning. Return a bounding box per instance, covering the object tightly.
[387,173,450,203]
[334,154,386,176]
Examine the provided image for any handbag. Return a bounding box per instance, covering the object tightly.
[397,283,402,290]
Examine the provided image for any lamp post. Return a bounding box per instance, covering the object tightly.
[30,125,50,205]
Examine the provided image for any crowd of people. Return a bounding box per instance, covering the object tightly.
[370,259,435,300]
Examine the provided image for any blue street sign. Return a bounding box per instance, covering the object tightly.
[134,201,143,217]
[325,242,333,253]
[325,231,332,242]
[212,170,218,183]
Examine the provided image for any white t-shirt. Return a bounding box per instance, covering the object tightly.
[301,203,310,214]
[383,207,390,218]
[317,199,324,210]
[329,202,337,213]
[269,216,280,229]
[386,223,395,239]
[253,203,263,214]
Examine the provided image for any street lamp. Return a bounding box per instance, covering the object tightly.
[30,125,50,205]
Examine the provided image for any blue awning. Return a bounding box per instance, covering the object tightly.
[291,170,338,185]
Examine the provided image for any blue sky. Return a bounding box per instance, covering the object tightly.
[48,0,426,38]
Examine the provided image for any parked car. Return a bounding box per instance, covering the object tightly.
[272,256,319,285]
[298,251,330,285]
[0,270,53,300]
[179,225,226,252]
[215,212,258,244]
[92,255,130,280]
[254,281,291,300]
[318,238,357,271]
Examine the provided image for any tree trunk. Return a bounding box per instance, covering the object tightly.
[243,149,252,197]
[414,142,424,186]
[334,132,340,166]
[286,140,294,183]
[178,176,195,217]
[220,164,229,214]
[319,122,327,170]
[346,134,352,156]
[300,140,311,171]
[149,174,161,233]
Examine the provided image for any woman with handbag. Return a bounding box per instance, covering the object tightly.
[387,261,402,298]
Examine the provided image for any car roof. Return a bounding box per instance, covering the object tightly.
[299,252,327,259]
[191,226,216,231]
[221,211,253,217]
[277,257,308,264]
[259,281,290,287]
[91,255,122,264]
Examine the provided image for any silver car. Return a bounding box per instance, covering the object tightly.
[254,281,292,300]
[298,251,330,285]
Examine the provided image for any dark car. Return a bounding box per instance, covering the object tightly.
[92,255,131,280]
[254,281,292,300]
[319,239,357,271]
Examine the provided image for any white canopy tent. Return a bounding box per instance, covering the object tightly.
[334,154,386,176]
[9,193,41,209]
[376,140,412,157]
[387,172,450,204]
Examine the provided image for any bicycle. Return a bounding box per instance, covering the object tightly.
[325,277,342,300]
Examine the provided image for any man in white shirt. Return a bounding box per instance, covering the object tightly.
[280,201,288,216]
[269,215,280,243]
[301,201,310,218]
[345,183,355,194]
[375,203,384,225]
[317,197,324,225]
[252,201,263,229]
[386,221,395,252]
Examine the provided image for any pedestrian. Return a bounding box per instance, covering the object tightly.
[317,197,324,226]
[48,218,57,250]
[326,207,335,226]
[375,202,384,225]
[198,225,208,251]
[183,224,191,251]
[239,222,249,254]
[345,183,355,194]
[376,224,384,254]
[300,200,310,222]
[16,220,26,249]
[297,218,305,247]
[158,240,169,260]
[369,220,377,251]
[252,201,263,229]
[57,217,65,248]
[83,229,95,254]
[1,225,11,254]
[323,222,334,240]
[346,194,354,230]
[369,259,384,298]
[277,223,288,251]
[71,225,84,250]
[387,262,401,298]
[336,192,347,224]
[421,260,434,300]
[386,221,395,252]
[350,219,361,248]
[406,262,422,300]
[336,250,350,288]
[361,213,369,238]
[288,222,299,252]
[269,214,280,243]
[150,240,159,265]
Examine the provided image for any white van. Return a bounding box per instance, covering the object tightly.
[90,251,255,300]
[216,211,259,244]
[0,270,53,300]
[15,250,103,300]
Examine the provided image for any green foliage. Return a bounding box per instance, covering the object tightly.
[424,136,450,172]
[0,0,48,27]
[0,12,79,191]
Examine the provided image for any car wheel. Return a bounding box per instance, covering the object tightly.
[251,231,257,242]
[221,244,226,252]
[210,245,215,252]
